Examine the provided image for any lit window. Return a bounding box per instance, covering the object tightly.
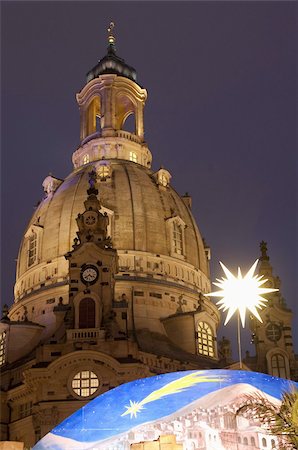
[97,165,110,179]
[0,331,6,366]
[129,151,137,163]
[197,321,214,357]
[173,222,183,255]
[83,154,90,165]
[28,232,37,267]
[72,371,99,397]
[271,354,286,378]
[161,174,168,186]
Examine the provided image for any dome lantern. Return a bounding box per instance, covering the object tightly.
[73,24,152,170]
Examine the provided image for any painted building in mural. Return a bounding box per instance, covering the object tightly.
[0,27,297,449]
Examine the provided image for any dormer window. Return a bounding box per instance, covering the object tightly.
[97,163,111,180]
[28,231,37,267]
[155,168,171,187]
[173,222,183,255]
[42,175,63,196]
[83,154,90,165]
[129,151,137,163]
[166,216,186,259]
[160,173,168,187]
[25,225,43,269]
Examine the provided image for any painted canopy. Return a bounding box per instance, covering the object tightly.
[33,370,297,450]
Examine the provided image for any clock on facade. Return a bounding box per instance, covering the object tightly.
[81,265,99,285]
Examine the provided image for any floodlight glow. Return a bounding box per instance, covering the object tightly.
[206,260,278,327]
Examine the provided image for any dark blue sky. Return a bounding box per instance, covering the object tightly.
[2,2,297,354]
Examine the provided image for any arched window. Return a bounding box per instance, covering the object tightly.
[173,222,183,255]
[28,231,37,267]
[86,97,101,137]
[79,298,95,328]
[122,113,135,133]
[197,321,214,357]
[262,437,267,447]
[271,353,286,378]
[251,437,256,446]
[243,436,248,445]
[271,439,276,448]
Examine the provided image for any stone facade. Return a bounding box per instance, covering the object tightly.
[244,241,298,380]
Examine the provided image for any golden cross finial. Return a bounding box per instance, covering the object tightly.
[108,21,115,45]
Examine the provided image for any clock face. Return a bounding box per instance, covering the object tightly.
[85,215,96,225]
[81,265,99,285]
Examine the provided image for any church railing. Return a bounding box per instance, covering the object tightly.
[115,130,142,144]
[67,328,105,342]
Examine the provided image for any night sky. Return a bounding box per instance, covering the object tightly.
[2,1,297,355]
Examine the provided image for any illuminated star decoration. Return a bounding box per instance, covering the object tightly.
[121,371,224,419]
[206,260,278,327]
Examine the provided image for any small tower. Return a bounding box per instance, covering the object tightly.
[248,242,296,379]
[65,168,118,332]
[73,22,151,169]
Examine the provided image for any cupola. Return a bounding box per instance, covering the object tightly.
[73,23,152,170]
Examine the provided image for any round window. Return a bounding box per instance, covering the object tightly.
[71,370,100,398]
[266,323,282,342]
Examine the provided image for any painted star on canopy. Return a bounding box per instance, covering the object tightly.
[206,260,278,327]
[123,400,144,419]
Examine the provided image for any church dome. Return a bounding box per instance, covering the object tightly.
[15,158,210,301]
[10,29,217,352]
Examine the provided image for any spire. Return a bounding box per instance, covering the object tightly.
[260,240,269,261]
[107,21,116,49]
[86,23,137,83]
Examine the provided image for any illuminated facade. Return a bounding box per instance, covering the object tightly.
[0,31,220,447]
[244,242,298,380]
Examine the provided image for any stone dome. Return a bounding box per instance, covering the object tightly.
[10,47,215,346]
[14,158,210,302]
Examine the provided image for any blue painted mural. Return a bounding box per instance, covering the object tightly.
[33,370,297,450]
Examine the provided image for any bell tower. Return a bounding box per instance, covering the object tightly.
[248,242,296,379]
[73,23,151,169]
[65,168,118,332]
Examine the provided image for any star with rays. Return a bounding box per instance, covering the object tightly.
[121,371,224,418]
[206,259,278,327]
[123,400,144,419]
